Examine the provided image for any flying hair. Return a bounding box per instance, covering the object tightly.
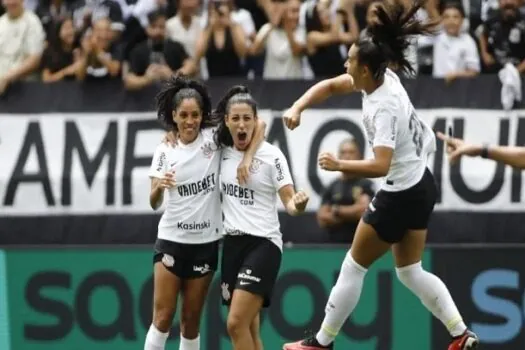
[359,0,438,78]
[155,75,213,131]
[213,85,258,148]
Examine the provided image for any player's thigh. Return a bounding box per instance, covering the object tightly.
[349,219,391,268]
[228,289,264,329]
[152,261,181,316]
[180,241,219,323]
[392,169,436,267]
[391,229,427,268]
[236,237,282,308]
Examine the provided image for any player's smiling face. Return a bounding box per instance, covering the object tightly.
[172,98,202,144]
[225,103,256,151]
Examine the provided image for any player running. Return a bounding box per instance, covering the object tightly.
[281,1,478,349]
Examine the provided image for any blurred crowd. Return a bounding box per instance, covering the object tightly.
[0,0,525,93]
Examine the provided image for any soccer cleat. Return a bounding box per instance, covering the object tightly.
[448,330,479,350]
[283,333,333,350]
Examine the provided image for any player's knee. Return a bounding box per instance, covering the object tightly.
[153,306,175,332]
[180,309,201,339]
[395,261,423,287]
[227,313,247,339]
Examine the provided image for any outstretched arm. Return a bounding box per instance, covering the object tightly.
[292,74,355,112]
[437,132,525,168]
[283,74,355,130]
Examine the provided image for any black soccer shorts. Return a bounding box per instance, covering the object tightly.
[153,239,219,279]
[363,167,438,243]
[220,234,282,308]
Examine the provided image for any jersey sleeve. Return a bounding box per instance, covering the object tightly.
[271,150,294,191]
[372,106,398,149]
[149,144,168,179]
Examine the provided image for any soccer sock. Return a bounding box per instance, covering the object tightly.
[145,324,169,350]
[396,262,467,337]
[316,254,367,346]
[179,334,200,350]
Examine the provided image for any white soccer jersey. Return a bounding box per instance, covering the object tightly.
[220,142,294,251]
[148,127,222,244]
[361,68,437,192]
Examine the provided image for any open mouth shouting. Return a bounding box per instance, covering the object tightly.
[236,131,248,148]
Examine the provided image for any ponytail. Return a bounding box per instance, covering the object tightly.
[358,0,438,79]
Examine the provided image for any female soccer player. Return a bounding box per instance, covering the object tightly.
[437,131,525,168]
[146,76,266,350]
[213,85,309,350]
[281,1,478,350]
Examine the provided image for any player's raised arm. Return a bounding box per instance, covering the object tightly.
[283,74,355,130]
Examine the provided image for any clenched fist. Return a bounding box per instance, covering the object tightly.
[292,190,309,213]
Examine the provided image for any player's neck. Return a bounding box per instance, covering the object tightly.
[362,77,384,95]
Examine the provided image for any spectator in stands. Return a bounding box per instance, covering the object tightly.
[35,0,75,36]
[201,0,258,77]
[166,0,202,59]
[124,10,195,90]
[193,0,246,77]
[0,0,45,95]
[316,138,375,244]
[72,0,128,34]
[432,2,480,81]
[250,0,306,79]
[41,17,84,82]
[480,0,525,73]
[77,17,122,80]
[304,0,354,77]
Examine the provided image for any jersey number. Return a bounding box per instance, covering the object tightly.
[408,111,424,157]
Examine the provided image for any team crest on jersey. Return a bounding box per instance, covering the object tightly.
[249,159,262,174]
[162,254,175,267]
[201,142,214,158]
[221,283,231,301]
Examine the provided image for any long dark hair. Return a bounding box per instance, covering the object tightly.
[357,0,438,79]
[213,85,258,148]
[155,75,213,131]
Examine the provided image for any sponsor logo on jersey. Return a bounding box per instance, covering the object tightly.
[177,220,211,231]
[222,183,255,205]
[274,158,284,182]
[225,228,250,236]
[193,263,211,274]
[157,152,166,172]
[177,173,216,197]
[238,268,261,283]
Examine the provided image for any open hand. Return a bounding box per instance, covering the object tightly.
[436,132,482,165]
